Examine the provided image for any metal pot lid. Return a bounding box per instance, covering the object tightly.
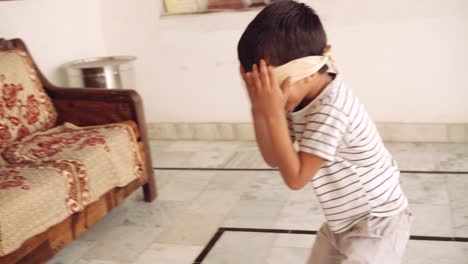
[63,56,136,69]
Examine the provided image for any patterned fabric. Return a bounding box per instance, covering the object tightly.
[0,155,7,166]
[0,49,57,150]
[0,163,82,256]
[2,122,143,205]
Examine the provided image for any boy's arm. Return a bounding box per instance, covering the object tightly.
[241,64,284,168]
[251,109,278,167]
[243,60,324,190]
[264,112,324,190]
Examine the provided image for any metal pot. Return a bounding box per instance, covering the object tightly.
[63,56,136,89]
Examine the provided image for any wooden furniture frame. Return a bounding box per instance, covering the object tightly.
[0,38,157,264]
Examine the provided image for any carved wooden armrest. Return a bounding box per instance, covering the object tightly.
[47,86,157,201]
[47,86,143,128]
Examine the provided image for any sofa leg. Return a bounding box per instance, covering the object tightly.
[143,170,157,202]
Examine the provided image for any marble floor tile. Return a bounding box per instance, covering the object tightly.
[203,170,252,193]
[233,142,261,152]
[157,170,215,201]
[152,151,194,168]
[267,247,312,264]
[134,243,202,264]
[149,140,174,152]
[221,150,270,169]
[48,240,96,264]
[400,173,449,205]
[222,215,280,229]
[167,141,241,153]
[120,200,191,229]
[153,170,175,190]
[223,142,270,169]
[152,141,242,169]
[227,200,287,218]
[386,142,468,172]
[451,203,468,237]
[188,151,234,168]
[189,189,241,215]
[204,231,468,264]
[275,199,325,230]
[447,174,468,204]
[81,226,161,263]
[409,204,454,237]
[403,240,468,264]
[446,174,468,237]
[239,171,291,201]
[150,140,174,147]
[273,233,315,248]
[155,213,225,246]
[203,232,276,264]
[75,260,119,264]
[223,200,286,229]
[276,183,323,231]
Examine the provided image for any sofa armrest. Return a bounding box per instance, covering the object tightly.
[47,86,157,201]
[47,86,141,127]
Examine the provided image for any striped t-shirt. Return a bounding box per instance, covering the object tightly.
[287,75,408,233]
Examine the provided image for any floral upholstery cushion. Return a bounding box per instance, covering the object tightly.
[0,155,7,165]
[2,122,143,205]
[0,162,83,256]
[0,49,57,150]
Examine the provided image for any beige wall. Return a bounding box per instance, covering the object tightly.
[0,0,107,85]
[156,0,468,123]
[1,0,467,124]
[98,0,160,123]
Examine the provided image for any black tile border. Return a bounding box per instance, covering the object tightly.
[193,229,224,264]
[154,167,468,174]
[154,167,275,172]
[193,227,468,263]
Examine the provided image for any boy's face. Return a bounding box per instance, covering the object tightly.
[283,78,314,113]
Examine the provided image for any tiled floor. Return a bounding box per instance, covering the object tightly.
[203,231,468,264]
[48,141,468,264]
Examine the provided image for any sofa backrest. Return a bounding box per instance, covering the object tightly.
[0,49,57,150]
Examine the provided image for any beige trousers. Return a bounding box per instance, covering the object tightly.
[307,208,412,264]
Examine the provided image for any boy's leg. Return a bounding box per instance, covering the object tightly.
[307,209,412,264]
[307,223,345,264]
[339,209,412,264]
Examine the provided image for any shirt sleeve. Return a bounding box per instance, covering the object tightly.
[299,105,348,161]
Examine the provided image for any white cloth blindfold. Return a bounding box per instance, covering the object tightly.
[273,45,339,84]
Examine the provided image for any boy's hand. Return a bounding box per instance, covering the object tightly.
[240,60,292,117]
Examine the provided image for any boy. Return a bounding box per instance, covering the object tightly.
[237,1,412,263]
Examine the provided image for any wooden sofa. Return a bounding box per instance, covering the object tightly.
[0,38,157,264]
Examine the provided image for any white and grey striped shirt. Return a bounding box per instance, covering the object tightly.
[287,75,408,233]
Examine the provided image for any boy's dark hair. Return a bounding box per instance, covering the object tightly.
[237,0,328,72]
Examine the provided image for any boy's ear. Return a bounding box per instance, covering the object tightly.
[240,65,247,75]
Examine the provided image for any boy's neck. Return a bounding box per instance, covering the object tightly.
[304,73,334,103]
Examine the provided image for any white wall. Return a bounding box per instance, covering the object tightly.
[0,0,107,85]
[98,0,161,123]
[0,0,162,123]
[156,0,468,123]
[1,0,467,124]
